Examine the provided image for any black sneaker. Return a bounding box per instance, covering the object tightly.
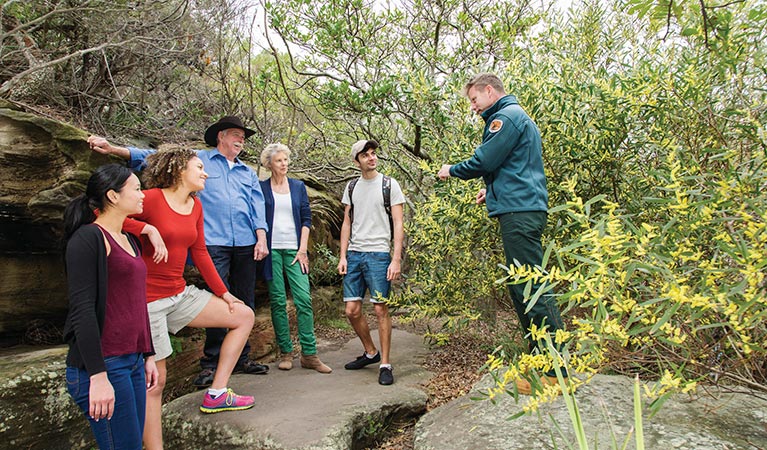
[378,367,394,385]
[193,368,216,388]
[344,352,381,370]
[234,359,270,375]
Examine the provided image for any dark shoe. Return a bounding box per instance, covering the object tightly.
[193,368,216,388]
[234,359,269,375]
[344,352,381,370]
[378,367,394,385]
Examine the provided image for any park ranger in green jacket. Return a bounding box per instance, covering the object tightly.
[438,73,566,395]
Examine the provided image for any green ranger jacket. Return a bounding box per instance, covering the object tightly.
[449,94,548,217]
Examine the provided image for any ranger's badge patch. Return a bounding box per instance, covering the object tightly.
[488,119,503,133]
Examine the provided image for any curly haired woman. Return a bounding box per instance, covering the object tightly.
[123,147,255,450]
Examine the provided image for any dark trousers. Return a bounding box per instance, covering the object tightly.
[200,245,256,369]
[499,212,566,375]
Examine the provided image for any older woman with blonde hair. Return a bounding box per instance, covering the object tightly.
[122,147,256,450]
[260,143,331,373]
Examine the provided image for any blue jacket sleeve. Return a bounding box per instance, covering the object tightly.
[299,182,311,229]
[449,116,520,180]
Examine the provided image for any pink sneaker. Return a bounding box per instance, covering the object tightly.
[200,388,255,414]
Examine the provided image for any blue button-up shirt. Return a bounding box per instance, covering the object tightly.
[128,147,267,247]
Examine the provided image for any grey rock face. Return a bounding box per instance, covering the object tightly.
[0,304,280,450]
[162,329,434,449]
[414,373,767,450]
[4,330,765,450]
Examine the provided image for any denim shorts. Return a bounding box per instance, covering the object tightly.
[147,284,211,360]
[343,251,391,303]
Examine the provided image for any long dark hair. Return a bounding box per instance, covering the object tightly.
[63,164,134,244]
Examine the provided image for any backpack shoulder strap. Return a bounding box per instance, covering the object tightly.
[347,176,394,240]
[347,177,360,225]
[382,175,393,240]
[382,175,391,210]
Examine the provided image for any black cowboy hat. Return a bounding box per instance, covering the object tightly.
[203,116,256,147]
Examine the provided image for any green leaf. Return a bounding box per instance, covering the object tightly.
[634,375,645,450]
[681,27,698,36]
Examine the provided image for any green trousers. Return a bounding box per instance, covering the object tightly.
[499,212,566,353]
[267,249,317,355]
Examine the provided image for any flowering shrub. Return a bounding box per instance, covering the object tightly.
[384,0,767,418]
[483,148,766,410]
[390,174,504,343]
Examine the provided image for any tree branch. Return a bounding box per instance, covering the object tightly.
[0,37,141,97]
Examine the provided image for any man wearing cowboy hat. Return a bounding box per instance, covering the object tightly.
[88,116,271,387]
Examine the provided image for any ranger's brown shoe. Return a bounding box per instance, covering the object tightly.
[515,375,562,395]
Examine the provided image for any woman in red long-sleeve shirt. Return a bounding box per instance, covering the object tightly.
[124,148,255,450]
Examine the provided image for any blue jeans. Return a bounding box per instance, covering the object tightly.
[66,353,146,450]
[342,251,392,303]
[201,245,257,369]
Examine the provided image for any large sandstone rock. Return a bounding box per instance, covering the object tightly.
[414,373,767,450]
[161,329,433,449]
[0,100,112,340]
[0,346,91,450]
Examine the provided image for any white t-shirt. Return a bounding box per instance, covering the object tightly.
[342,172,405,253]
[271,192,298,249]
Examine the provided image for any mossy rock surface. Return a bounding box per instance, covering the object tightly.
[0,346,92,450]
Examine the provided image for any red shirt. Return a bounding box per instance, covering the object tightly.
[123,189,227,302]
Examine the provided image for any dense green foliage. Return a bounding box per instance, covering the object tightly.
[3,0,765,400]
[266,0,767,396]
[1,1,227,133]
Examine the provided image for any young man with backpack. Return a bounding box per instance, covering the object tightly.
[338,139,405,385]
